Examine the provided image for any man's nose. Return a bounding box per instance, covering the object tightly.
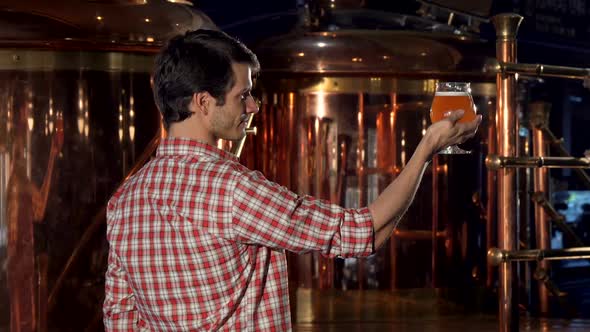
[246,96,260,114]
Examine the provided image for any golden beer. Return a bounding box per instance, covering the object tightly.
[430,92,476,124]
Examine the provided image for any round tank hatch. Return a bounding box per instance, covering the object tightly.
[0,0,216,50]
[254,30,495,78]
[256,30,457,73]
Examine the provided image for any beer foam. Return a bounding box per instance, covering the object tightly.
[434,91,470,96]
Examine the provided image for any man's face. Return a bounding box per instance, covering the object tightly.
[209,62,259,141]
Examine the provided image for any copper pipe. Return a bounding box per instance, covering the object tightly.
[269,98,277,179]
[492,13,523,332]
[357,91,365,290]
[491,61,590,80]
[335,136,350,211]
[37,253,49,332]
[390,234,398,290]
[472,192,487,222]
[390,93,398,171]
[488,247,590,265]
[389,92,398,291]
[486,99,497,289]
[393,229,447,240]
[296,96,314,289]
[287,93,296,189]
[431,156,439,288]
[316,116,335,289]
[47,129,161,310]
[276,94,292,187]
[530,102,550,314]
[486,155,590,169]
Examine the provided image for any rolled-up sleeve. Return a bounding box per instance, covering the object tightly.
[103,248,142,331]
[231,168,374,258]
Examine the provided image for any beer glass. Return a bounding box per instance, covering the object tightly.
[430,82,477,154]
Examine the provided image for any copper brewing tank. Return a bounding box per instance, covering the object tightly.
[242,22,498,293]
[0,1,214,330]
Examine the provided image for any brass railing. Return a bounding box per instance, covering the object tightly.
[490,12,590,332]
[486,155,590,170]
[490,62,590,80]
[488,247,590,266]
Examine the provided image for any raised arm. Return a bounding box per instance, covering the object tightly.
[231,166,374,258]
[369,111,481,249]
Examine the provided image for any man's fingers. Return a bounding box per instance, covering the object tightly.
[443,109,465,123]
[475,114,482,125]
[470,114,482,133]
[452,116,482,145]
[456,115,482,133]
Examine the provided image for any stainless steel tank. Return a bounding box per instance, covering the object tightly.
[244,23,497,292]
[0,1,214,330]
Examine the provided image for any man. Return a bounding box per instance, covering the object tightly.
[103,29,481,331]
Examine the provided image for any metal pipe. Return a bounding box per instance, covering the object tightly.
[533,267,578,317]
[491,62,590,80]
[530,102,550,314]
[393,229,447,241]
[530,192,563,222]
[538,126,590,189]
[486,99,497,289]
[486,155,590,169]
[357,92,365,290]
[230,114,257,158]
[389,92,398,291]
[37,253,48,332]
[533,268,565,298]
[431,156,439,288]
[492,13,523,332]
[531,192,585,247]
[390,238,398,290]
[488,247,590,266]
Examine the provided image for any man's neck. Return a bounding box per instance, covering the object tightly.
[168,122,215,146]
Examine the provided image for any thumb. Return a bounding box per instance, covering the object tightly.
[444,109,465,124]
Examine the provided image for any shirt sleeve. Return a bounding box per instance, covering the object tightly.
[103,248,142,331]
[231,168,374,258]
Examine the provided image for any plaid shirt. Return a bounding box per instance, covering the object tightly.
[104,137,374,331]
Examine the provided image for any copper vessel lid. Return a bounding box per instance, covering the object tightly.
[254,9,494,77]
[0,0,216,51]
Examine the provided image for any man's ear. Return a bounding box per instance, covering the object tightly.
[192,91,211,115]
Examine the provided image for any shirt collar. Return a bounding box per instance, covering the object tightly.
[156,137,238,162]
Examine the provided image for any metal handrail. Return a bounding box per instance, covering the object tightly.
[486,155,590,170]
[538,126,590,189]
[490,61,590,80]
[488,247,590,266]
[531,192,585,247]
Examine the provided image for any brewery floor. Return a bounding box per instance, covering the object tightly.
[292,289,590,331]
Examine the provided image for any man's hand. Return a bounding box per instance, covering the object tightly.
[424,110,482,156]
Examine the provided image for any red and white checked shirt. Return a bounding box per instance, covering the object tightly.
[104,137,374,331]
